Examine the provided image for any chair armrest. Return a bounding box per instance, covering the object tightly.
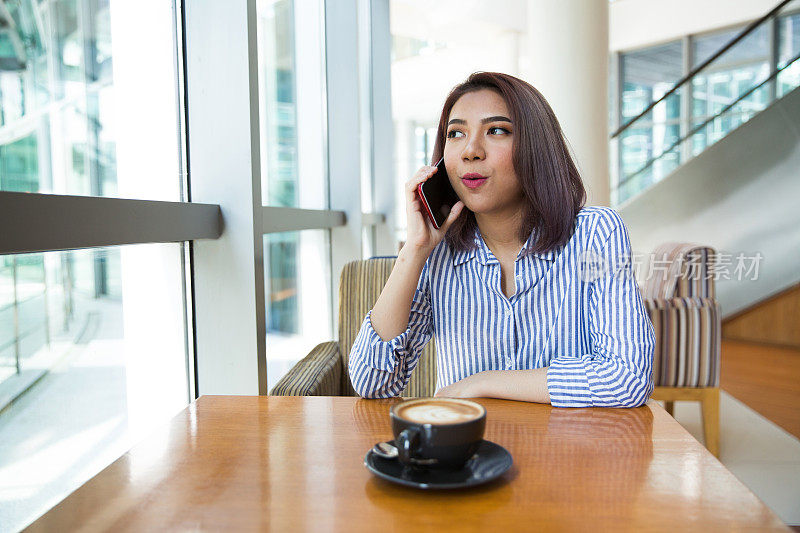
[644,297,721,388]
[269,340,343,396]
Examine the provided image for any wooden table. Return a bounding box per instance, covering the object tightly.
[28,396,788,532]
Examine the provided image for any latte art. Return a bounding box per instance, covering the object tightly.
[395,399,484,425]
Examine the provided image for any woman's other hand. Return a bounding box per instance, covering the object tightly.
[403,165,465,257]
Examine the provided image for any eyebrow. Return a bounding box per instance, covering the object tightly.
[447,115,512,126]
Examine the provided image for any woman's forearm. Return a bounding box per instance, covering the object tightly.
[436,368,552,404]
[475,369,551,404]
[370,246,429,342]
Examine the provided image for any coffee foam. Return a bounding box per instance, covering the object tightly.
[396,399,483,425]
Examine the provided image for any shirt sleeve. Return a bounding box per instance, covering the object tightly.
[348,259,435,398]
[546,213,655,408]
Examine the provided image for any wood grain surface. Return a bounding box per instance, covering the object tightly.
[722,282,800,348]
[721,339,800,439]
[26,396,789,532]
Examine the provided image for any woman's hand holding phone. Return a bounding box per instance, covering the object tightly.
[403,165,465,259]
[369,166,464,344]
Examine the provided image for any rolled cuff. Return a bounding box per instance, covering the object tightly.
[547,357,594,408]
[362,310,411,373]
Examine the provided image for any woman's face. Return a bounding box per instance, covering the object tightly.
[443,89,525,218]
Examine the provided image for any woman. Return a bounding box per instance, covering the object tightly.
[348,72,655,407]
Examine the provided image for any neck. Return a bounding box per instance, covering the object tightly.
[475,207,526,256]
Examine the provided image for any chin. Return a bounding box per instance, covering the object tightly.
[464,202,493,214]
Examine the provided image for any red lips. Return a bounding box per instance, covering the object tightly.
[462,173,487,180]
[461,173,488,189]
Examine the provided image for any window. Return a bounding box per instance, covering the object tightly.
[3,0,388,525]
[0,244,190,529]
[0,1,193,529]
[0,0,182,201]
[618,40,684,202]
[611,10,800,205]
[691,25,770,154]
[257,0,336,390]
[257,0,327,210]
[263,230,332,392]
[778,12,800,97]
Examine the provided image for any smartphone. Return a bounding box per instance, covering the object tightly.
[416,157,459,229]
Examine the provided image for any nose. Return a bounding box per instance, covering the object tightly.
[461,133,485,162]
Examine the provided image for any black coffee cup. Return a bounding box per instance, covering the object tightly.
[390,398,486,469]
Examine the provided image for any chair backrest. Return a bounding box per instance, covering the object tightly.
[643,242,717,300]
[337,258,437,397]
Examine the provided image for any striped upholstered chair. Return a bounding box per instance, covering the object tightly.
[643,242,722,457]
[270,257,437,397]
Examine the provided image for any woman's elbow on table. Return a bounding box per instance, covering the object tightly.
[613,368,654,408]
[350,373,383,399]
[350,378,401,399]
[609,330,656,408]
[348,355,399,399]
[618,384,652,408]
[348,356,374,398]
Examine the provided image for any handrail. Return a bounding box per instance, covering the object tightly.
[611,0,794,139]
[0,289,45,313]
[616,52,800,190]
[0,322,46,354]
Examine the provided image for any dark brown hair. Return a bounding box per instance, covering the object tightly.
[433,72,586,255]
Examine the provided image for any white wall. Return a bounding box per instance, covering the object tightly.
[389,0,800,120]
[389,0,524,123]
[521,0,610,206]
[610,0,800,52]
[389,38,521,124]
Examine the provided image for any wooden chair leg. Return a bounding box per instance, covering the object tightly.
[701,388,720,458]
[663,401,675,416]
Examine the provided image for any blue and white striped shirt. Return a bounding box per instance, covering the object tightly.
[348,206,655,407]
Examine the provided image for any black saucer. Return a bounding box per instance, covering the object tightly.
[364,439,512,490]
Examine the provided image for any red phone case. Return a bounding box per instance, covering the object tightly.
[416,183,441,229]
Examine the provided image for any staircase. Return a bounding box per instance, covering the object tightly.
[613,1,800,318]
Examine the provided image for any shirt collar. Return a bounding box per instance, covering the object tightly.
[452,226,558,266]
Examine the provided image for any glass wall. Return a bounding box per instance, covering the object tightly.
[257,0,332,390]
[0,1,188,529]
[258,0,299,208]
[613,9,800,206]
[0,0,182,201]
[778,12,800,96]
[691,25,770,155]
[618,40,683,203]
[263,230,332,392]
[257,0,327,210]
[0,244,189,530]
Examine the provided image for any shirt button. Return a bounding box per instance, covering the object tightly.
[515,274,522,280]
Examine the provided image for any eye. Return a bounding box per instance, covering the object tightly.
[488,127,510,135]
[446,130,465,139]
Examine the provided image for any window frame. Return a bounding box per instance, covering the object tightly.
[1,0,394,398]
[184,0,392,395]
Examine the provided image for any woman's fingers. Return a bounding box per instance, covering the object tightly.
[405,166,438,206]
[439,201,465,232]
[406,166,437,191]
